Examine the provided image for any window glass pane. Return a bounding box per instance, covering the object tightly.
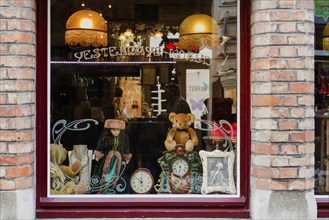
[49,0,240,197]
[314,6,329,196]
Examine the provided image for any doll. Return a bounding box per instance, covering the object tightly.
[92,119,132,193]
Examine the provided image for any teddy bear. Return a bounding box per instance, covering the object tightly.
[50,144,83,194]
[164,112,198,152]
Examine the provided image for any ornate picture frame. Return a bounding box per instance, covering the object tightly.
[199,150,236,195]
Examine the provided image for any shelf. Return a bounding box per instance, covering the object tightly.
[315,50,329,56]
[50,61,176,66]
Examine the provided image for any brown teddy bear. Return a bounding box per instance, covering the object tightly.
[164,113,198,152]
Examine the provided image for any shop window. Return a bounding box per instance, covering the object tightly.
[37,0,250,217]
[314,0,329,197]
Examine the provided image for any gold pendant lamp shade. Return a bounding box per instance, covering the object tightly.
[179,13,220,50]
[323,22,329,51]
[65,9,108,47]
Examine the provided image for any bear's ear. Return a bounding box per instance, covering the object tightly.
[169,112,177,122]
[186,113,195,123]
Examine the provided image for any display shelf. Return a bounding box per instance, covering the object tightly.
[315,50,329,57]
[50,61,176,65]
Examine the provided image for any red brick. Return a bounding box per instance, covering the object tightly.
[0,56,35,68]
[281,144,297,155]
[16,130,33,141]
[298,96,313,106]
[253,59,269,69]
[297,144,314,154]
[0,143,7,153]
[0,105,34,117]
[7,20,34,32]
[8,68,34,79]
[279,0,296,8]
[290,131,314,142]
[288,35,309,45]
[0,177,33,190]
[280,96,297,106]
[270,59,287,69]
[279,168,297,178]
[1,0,33,7]
[0,32,33,43]
[8,142,34,153]
[0,80,16,91]
[253,95,280,106]
[0,19,6,30]
[0,154,32,165]
[15,153,33,165]
[0,94,7,104]
[270,132,289,142]
[252,143,280,155]
[288,179,307,190]
[270,36,288,44]
[0,44,8,55]
[271,180,288,190]
[0,130,33,141]
[270,11,289,20]
[278,23,296,33]
[6,165,33,178]
[271,71,297,81]
[252,166,275,178]
[15,176,33,189]
[279,47,297,57]
[255,179,271,190]
[298,0,314,10]
[0,179,15,190]
[271,107,289,118]
[290,108,306,118]
[278,120,298,130]
[290,156,311,166]
[271,157,289,166]
[290,83,314,93]
[0,156,16,165]
[16,80,34,91]
[0,7,34,20]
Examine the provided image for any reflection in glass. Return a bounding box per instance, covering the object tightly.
[49,0,239,196]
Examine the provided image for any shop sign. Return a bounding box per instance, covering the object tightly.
[73,46,212,66]
[186,69,210,128]
[316,0,329,20]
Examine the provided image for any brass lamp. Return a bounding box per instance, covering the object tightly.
[65,9,108,47]
[179,13,220,50]
[323,23,329,51]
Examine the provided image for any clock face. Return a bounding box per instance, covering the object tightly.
[130,168,154,194]
[171,158,190,177]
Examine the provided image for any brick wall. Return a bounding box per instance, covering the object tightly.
[0,0,36,193]
[250,0,316,219]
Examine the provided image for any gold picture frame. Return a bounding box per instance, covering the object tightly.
[141,67,156,85]
[199,149,236,195]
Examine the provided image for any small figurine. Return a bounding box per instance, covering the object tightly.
[92,119,132,193]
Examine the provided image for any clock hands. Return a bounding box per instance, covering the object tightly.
[137,176,143,184]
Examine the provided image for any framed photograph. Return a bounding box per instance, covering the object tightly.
[159,66,169,84]
[199,150,236,195]
[141,67,156,85]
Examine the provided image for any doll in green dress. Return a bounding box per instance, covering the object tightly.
[92,119,132,194]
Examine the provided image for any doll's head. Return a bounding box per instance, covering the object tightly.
[104,119,125,137]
